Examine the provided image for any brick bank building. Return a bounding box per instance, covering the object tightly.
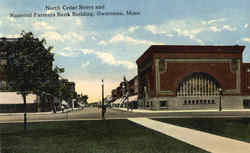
[136,45,250,110]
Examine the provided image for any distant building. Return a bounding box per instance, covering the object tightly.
[0,38,16,91]
[0,92,37,113]
[111,76,138,108]
[136,45,250,110]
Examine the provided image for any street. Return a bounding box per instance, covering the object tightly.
[0,107,250,123]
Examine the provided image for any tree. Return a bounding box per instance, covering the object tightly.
[6,31,55,131]
[82,95,88,105]
[78,94,88,106]
[36,66,64,113]
[59,79,77,106]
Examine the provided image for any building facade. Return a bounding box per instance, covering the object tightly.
[136,45,250,110]
[0,38,39,112]
[111,76,138,108]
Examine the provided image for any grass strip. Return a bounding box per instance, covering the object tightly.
[1,120,209,153]
[154,118,250,143]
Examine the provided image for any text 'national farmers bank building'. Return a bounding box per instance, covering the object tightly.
[135,45,250,110]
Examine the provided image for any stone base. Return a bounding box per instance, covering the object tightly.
[138,96,250,110]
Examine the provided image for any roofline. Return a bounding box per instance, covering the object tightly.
[136,45,245,64]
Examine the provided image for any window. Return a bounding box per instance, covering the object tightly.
[160,101,168,107]
[0,59,7,65]
[243,100,250,108]
[0,80,7,89]
[0,52,7,56]
[247,68,250,72]
[159,59,166,73]
[232,59,238,72]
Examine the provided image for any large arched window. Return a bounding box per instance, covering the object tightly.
[177,72,220,97]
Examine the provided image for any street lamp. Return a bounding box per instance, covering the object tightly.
[122,76,128,110]
[101,79,105,120]
[219,88,223,112]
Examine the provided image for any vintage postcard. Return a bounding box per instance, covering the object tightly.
[0,0,250,153]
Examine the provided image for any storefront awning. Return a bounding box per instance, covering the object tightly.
[128,95,137,102]
[62,100,68,105]
[113,98,122,104]
[0,92,36,104]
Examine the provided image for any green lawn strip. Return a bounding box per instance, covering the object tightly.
[1,120,209,153]
[153,118,250,143]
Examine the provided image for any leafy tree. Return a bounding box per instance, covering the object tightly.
[6,31,56,131]
[59,79,77,106]
[77,94,88,106]
[81,95,88,105]
[37,66,64,113]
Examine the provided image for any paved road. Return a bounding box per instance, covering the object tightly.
[0,107,250,123]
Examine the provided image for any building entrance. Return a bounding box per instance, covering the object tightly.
[243,100,250,108]
[177,72,221,106]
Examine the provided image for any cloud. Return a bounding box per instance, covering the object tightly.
[244,24,249,28]
[110,33,164,45]
[209,26,221,32]
[55,47,81,57]
[223,25,236,31]
[41,31,64,42]
[81,49,137,70]
[242,37,250,43]
[174,28,203,39]
[98,40,107,45]
[81,61,90,68]
[0,33,20,38]
[82,49,95,54]
[64,32,84,42]
[32,21,56,30]
[202,18,226,25]
[6,34,20,38]
[99,33,164,46]
[174,28,204,44]
[144,21,205,44]
[41,31,84,43]
[128,25,140,33]
[6,16,16,23]
[91,36,96,40]
[144,24,174,37]
[75,19,81,25]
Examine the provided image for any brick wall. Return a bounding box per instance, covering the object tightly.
[159,62,236,93]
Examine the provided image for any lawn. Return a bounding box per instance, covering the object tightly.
[154,118,250,143]
[0,120,209,153]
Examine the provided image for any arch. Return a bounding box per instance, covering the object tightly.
[177,72,221,97]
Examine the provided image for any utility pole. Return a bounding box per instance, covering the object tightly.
[219,88,223,112]
[101,79,105,120]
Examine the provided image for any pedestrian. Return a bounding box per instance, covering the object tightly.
[62,105,64,113]
[102,105,107,120]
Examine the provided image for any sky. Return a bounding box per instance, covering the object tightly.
[0,0,250,102]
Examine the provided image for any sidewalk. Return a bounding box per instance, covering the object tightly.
[128,118,250,153]
[114,107,250,113]
[0,111,53,116]
[0,107,85,116]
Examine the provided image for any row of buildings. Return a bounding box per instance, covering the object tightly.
[110,45,250,110]
[0,37,76,113]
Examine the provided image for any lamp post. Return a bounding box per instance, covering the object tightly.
[122,76,128,110]
[122,81,125,108]
[101,79,104,120]
[219,88,223,112]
